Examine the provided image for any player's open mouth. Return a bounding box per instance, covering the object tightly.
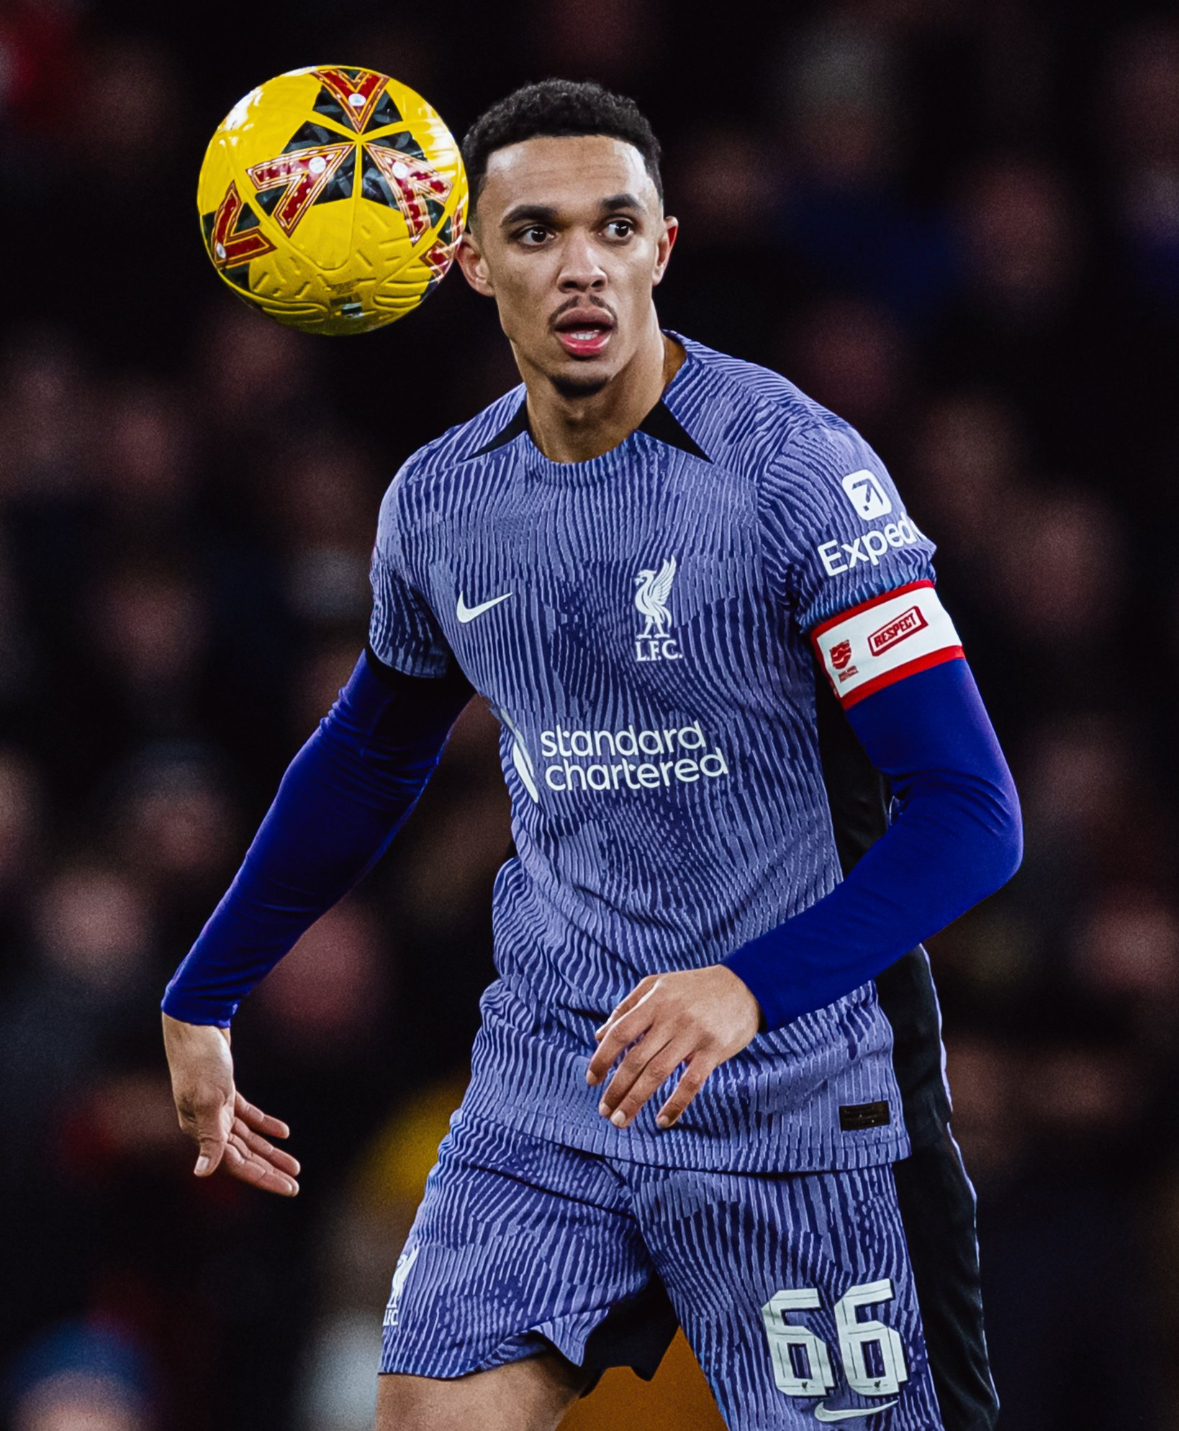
[553,310,615,358]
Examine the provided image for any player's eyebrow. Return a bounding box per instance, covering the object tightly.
[598,192,643,213]
[500,193,646,230]
[501,203,560,229]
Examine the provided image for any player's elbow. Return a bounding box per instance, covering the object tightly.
[974,769,1023,898]
[989,803,1023,892]
[914,756,1023,901]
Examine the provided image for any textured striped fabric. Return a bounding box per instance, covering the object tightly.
[380,1110,945,1430]
[369,334,941,1172]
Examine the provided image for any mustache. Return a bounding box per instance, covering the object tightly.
[548,297,617,328]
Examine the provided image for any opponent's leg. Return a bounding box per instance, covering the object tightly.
[891,1126,998,1429]
[376,1353,591,1431]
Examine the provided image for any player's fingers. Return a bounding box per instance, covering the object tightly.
[586,998,659,1085]
[231,1119,301,1177]
[594,977,658,1040]
[181,1093,233,1177]
[193,1125,228,1178]
[602,1041,691,1128]
[596,1032,678,1119]
[234,1091,290,1140]
[224,1133,300,1197]
[229,1128,299,1185]
[655,1055,716,1129]
[224,1150,298,1197]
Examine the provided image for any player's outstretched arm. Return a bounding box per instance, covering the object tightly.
[162,1013,301,1196]
[161,649,472,1186]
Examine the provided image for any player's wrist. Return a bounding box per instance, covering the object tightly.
[720,947,780,1033]
[160,986,236,1029]
[715,960,767,1035]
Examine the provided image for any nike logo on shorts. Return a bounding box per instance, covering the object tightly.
[813,1401,898,1423]
[457,591,513,623]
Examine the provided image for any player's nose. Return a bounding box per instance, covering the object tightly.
[557,229,607,291]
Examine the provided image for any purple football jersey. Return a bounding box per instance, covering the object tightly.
[369,335,948,1172]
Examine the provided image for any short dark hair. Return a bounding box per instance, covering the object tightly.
[462,79,663,216]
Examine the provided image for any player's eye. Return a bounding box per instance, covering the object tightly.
[604,218,635,240]
[516,226,552,246]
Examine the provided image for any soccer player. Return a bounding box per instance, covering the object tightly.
[162,81,1021,1431]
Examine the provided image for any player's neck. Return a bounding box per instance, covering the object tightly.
[522,325,684,465]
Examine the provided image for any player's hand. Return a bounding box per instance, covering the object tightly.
[161,1013,300,1197]
[586,966,762,1130]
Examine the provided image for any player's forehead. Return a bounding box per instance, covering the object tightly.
[479,134,659,226]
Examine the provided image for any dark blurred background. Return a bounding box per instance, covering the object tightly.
[2,1,1178,1427]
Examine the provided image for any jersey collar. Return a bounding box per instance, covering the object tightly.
[470,335,711,465]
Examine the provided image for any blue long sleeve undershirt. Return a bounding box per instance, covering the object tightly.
[722,658,1022,1029]
[162,650,1021,1033]
[161,649,472,1026]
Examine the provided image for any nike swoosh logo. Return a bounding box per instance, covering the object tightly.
[456,591,513,623]
[814,1402,898,1424]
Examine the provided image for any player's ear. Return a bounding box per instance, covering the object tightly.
[652,215,678,286]
[456,226,495,297]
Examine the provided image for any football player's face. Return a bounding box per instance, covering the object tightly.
[457,135,677,397]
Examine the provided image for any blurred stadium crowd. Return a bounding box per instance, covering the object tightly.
[2,1,1178,1427]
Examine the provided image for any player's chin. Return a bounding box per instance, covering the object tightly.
[549,366,612,399]
[544,347,620,399]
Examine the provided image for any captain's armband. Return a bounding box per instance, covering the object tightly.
[811,581,964,709]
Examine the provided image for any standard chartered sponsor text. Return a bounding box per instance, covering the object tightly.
[539,719,730,793]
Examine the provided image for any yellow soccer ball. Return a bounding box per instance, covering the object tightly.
[197,66,468,335]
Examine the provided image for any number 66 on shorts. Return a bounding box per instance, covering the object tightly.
[762,1279,908,1400]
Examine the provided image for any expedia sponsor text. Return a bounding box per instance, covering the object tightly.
[818,515,922,577]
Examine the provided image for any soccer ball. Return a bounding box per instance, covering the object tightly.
[197,66,468,335]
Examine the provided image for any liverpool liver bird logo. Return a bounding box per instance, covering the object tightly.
[634,557,677,638]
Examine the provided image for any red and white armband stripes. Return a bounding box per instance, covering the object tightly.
[811,580,964,707]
